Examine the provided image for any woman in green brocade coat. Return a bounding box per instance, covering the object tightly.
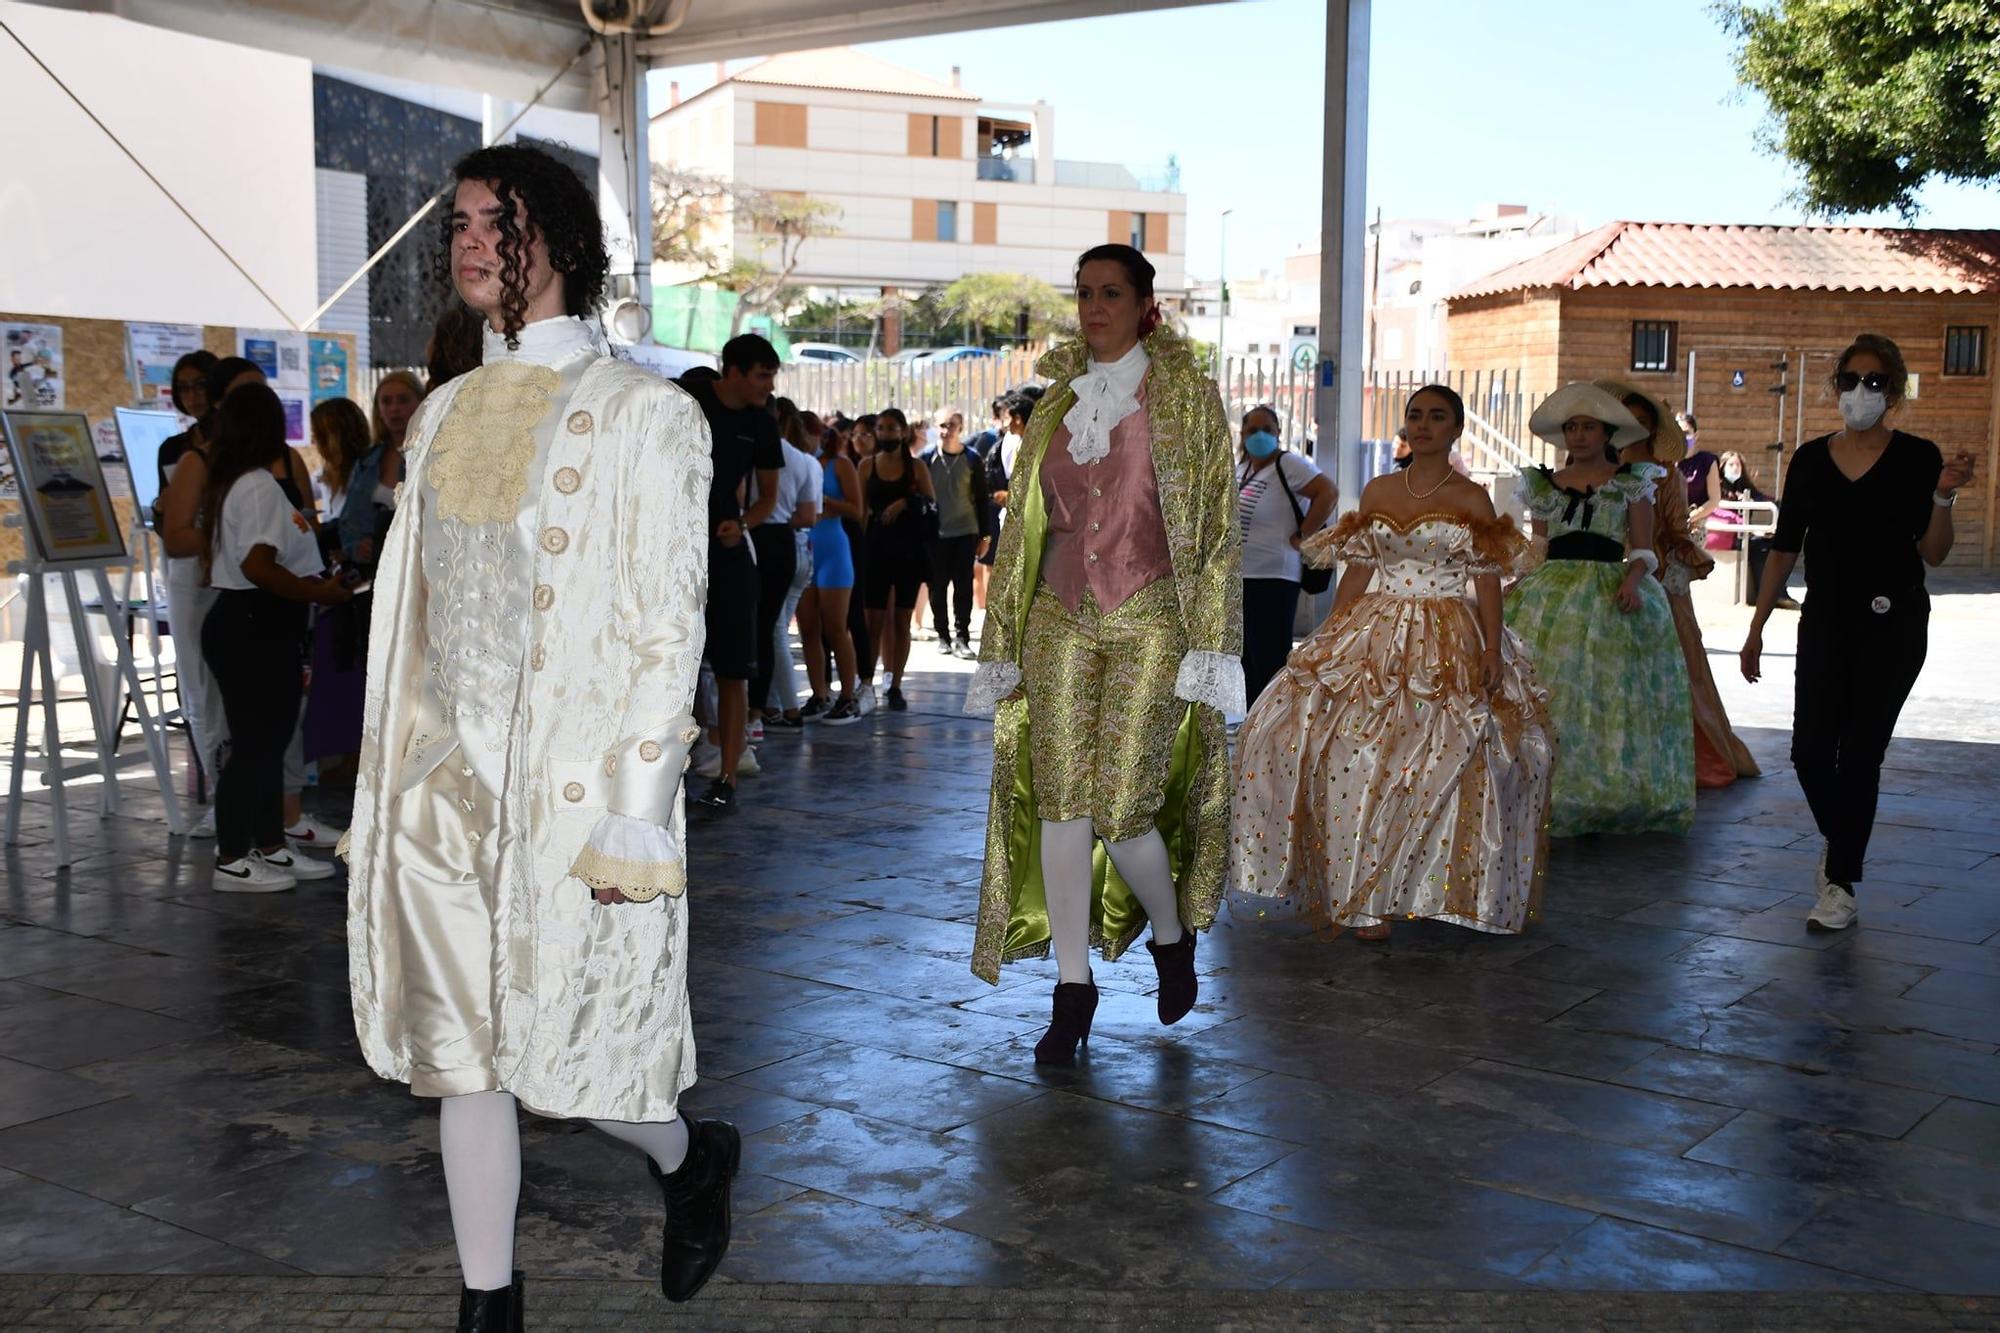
[964,245,1244,1066]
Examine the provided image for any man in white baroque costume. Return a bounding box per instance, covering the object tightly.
[339,145,735,1331]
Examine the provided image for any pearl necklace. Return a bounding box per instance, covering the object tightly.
[1404,464,1452,499]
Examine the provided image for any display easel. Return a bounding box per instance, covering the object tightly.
[5,514,185,865]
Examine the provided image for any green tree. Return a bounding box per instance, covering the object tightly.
[717,189,842,335]
[938,272,1073,344]
[1718,0,2000,216]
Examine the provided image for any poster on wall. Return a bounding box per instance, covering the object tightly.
[126,322,205,411]
[279,394,308,445]
[4,323,65,411]
[238,328,309,391]
[1,411,127,563]
[309,337,349,405]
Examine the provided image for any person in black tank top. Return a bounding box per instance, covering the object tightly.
[1740,334,1976,933]
[858,408,935,711]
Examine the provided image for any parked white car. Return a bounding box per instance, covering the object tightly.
[789,342,863,364]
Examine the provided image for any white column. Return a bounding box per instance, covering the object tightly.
[595,34,653,337]
[1317,0,1371,512]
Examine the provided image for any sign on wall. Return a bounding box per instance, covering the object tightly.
[3,323,65,411]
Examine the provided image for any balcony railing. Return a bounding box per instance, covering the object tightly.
[1053,160,1180,193]
[977,157,1035,183]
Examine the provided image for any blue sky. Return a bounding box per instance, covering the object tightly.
[645,0,1998,282]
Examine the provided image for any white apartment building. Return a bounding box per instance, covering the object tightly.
[650,47,1187,309]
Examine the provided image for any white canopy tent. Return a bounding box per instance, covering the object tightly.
[15,0,1369,500]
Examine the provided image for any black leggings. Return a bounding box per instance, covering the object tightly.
[202,590,306,862]
[1242,578,1302,708]
[1792,600,1928,885]
[749,524,797,713]
[927,533,979,641]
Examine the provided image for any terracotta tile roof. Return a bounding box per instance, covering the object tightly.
[731,46,979,102]
[1451,222,2000,300]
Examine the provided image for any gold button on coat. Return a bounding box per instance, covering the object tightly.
[562,782,586,803]
[554,467,581,494]
[639,741,663,762]
[533,584,554,611]
[604,756,618,777]
[530,645,545,671]
[567,410,592,434]
[541,527,569,554]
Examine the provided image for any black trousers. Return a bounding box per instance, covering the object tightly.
[1242,577,1302,708]
[202,590,306,863]
[927,533,979,642]
[749,524,797,713]
[1792,599,1928,885]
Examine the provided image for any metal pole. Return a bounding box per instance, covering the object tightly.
[1217,208,1233,378]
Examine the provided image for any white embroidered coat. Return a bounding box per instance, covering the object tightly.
[344,356,712,1121]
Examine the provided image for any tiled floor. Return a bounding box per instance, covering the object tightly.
[2,655,1998,1300]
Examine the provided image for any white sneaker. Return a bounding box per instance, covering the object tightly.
[213,854,296,893]
[748,720,765,743]
[858,685,877,717]
[691,740,722,780]
[187,807,217,840]
[736,747,761,777]
[1806,882,1858,932]
[259,847,337,882]
[286,815,346,852]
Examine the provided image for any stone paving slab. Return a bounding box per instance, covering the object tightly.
[2,1277,1998,1331]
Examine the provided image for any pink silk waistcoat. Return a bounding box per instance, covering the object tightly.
[1039,396,1174,614]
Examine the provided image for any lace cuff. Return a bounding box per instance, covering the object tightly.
[964,661,1023,716]
[1661,561,1692,597]
[570,812,685,903]
[1175,650,1246,715]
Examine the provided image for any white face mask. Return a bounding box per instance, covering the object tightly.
[1838,386,1887,431]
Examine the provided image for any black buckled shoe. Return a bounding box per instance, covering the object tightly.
[1146,929,1198,1025]
[649,1119,741,1302]
[457,1271,523,1333]
[1033,981,1099,1065]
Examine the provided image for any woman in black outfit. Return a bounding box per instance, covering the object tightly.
[859,407,935,712]
[1740,334,1975,932]
[199,385,352,892]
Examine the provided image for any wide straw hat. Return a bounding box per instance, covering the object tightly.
[1529,383,1649,451]
[1593,378,1686,464]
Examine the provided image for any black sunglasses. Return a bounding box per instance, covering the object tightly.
[1835,371,1894,394]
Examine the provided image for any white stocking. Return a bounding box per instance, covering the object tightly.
[1039,817,1097,983]
[1104,827,1183,945]
[591,1115,690,1174]
[439,1090,521,1291]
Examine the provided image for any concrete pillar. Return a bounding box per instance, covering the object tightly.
[1317,0,1370,513]
[594,33,653,339]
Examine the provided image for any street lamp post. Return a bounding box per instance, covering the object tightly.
[1217,208,1233,381]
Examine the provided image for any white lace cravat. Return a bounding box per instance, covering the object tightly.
[1061,342,1148,466]
[482,315,604,368]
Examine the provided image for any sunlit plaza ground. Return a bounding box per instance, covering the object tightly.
[2,565,1998,1328]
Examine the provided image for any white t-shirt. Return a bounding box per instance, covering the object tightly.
[1237,452,1323,583]
[211,469,325,591]
[770,439,820,526]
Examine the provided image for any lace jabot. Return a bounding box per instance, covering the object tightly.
[482,315,605,368]
[1060,341,1148,467]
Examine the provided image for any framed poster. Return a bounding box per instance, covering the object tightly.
[1,411,126,564]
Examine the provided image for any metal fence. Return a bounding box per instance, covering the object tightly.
[1363,368,1556,475]
[774,352,1044,423]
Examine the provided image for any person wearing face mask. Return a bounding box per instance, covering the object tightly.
[1232,385,1552,940]
[924,407,994,659]
[1504,383,1694,838]
[1675,412,1722,531]
[1741,333,1975,933]
[966,244,1242,1065]
[1705,451,1792,609]
[1234,404,1335,706]
[1603,382,1759,790]
[859,407,936,710]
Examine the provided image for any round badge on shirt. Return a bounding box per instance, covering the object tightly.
[1870,596,1892,614]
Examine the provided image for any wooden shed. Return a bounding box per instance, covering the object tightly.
[1447,223,2000,568]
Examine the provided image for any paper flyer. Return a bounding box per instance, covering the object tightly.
[238,328,310,392]
[4,323,65,411]
[309,337,349,405]
[280,393,308,445]
[126,322,204,410]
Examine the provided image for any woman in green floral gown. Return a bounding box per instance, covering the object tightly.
[1504,383,1694,837]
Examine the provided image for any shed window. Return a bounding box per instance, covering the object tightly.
[1630,320,1676,373]
[1944,325,1988,376]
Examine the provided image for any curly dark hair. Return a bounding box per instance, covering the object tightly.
[437,144,607,349]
